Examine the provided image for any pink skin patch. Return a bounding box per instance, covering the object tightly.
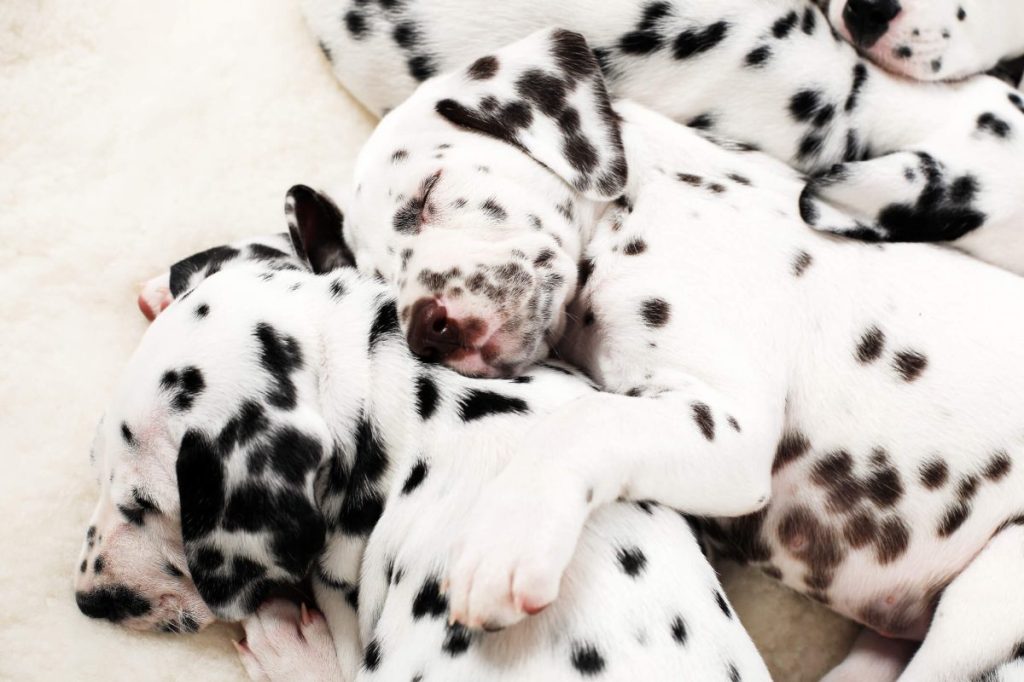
[138,272,173,321]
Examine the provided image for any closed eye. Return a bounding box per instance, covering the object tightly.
[119,488,160,526]
[419,171,442,223]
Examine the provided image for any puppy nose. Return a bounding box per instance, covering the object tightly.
[407,298,462,362]
[844,0,901,47]
[76,586,151,622]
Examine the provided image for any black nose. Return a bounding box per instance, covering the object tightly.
[76,586,151,622]
[844,0,902,47]
[407,298,462,362]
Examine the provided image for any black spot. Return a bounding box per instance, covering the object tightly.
[407,55,436,81]
[391,149,408,164]
[772,431,810,473]
[789,90,822,123]
[856,327,886,363]
[481,198,508,222]
[745,45,772,67]
[570,641,606,676]
[392,22,419,49]
[727,173,751,186]
[865,462,904,508]
[93,555,106,574]
[640,298,670,328]
[401,460,429,495]
[195,304,209,318]
[79,559,87,574]
[687,113,715,130]
[727,416,741,432]
[624,238,647,255]
[120,422,135,446]
[412,576,447,619]
[772,11,799,39]
[920,459,949,489]
[344,11,367,38]
[931,59,943,74]
[715,590,732,618]
[984,452,1012,481]
[893,351,928,382]
[670,615,688,644]
[458,390,529,422]
[468,55,499,80]
[894,45,913,60]
[254,323,303,409]
[161,366,206,411]
[978,112,1012,139]
[728,663,742,682]
[938,503,970,537]
[363,639,381,671]
[958,7,966,21]
[617,546,648,577]
[792,250,813,276]
[619,2,671,54]
[691,402,715,441]
[443,623,472,656]
[369,301,400,351]
[875,516,910,563]
[677,173,703,186]
[673,21,730,60]
[801,7,817,34]
[578,259,595,288]
[218,401,269,454]
[416,374,439,420]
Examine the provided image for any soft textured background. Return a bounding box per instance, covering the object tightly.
[0,1,857,679]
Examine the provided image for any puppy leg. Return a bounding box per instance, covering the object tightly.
[312,573,363,682]
[447,386,779,630]
[800,150,988,244]
[237,599,342,682]
[898,524,1024,681]
[821,628,917,682]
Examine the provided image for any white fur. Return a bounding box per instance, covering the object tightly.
[327,28,1024,680]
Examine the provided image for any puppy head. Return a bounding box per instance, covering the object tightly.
[77,265,333,631]
[828,0,1016,81]
[330,28,627,378]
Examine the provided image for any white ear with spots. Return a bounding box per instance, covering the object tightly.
[430,28,627,201]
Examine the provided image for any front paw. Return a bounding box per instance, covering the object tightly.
[237,600,340,682]
[446,464,586,631]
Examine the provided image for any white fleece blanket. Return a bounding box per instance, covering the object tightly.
[0,1,857,679]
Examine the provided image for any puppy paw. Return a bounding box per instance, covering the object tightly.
[800,151,987,244]
[137,271,173,321]
[237,600,340,682]
[446,464,585,631]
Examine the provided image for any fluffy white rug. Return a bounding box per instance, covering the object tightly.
[0,1,857,679]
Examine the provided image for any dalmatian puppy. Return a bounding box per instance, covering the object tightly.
[238,29,1024,681]
[302,0,1024,274]
[76,227,771,681]
[823,0,1024,83]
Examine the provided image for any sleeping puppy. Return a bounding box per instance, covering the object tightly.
[239,29,1024,681]
[824,0,1024,83]
[303,0,1024,273]
[75,220,771,680]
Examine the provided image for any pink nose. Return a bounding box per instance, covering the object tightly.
[407,299,462,362]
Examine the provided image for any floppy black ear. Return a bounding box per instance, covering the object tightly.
[286,185,355,273]
[176,422,327,621]
[432,28,627,200]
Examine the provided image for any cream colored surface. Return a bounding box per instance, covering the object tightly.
[0,1,856,679]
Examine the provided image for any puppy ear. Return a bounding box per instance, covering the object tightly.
[286,185,355,273]
[176,418,328,621]
[431,28,627,201]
